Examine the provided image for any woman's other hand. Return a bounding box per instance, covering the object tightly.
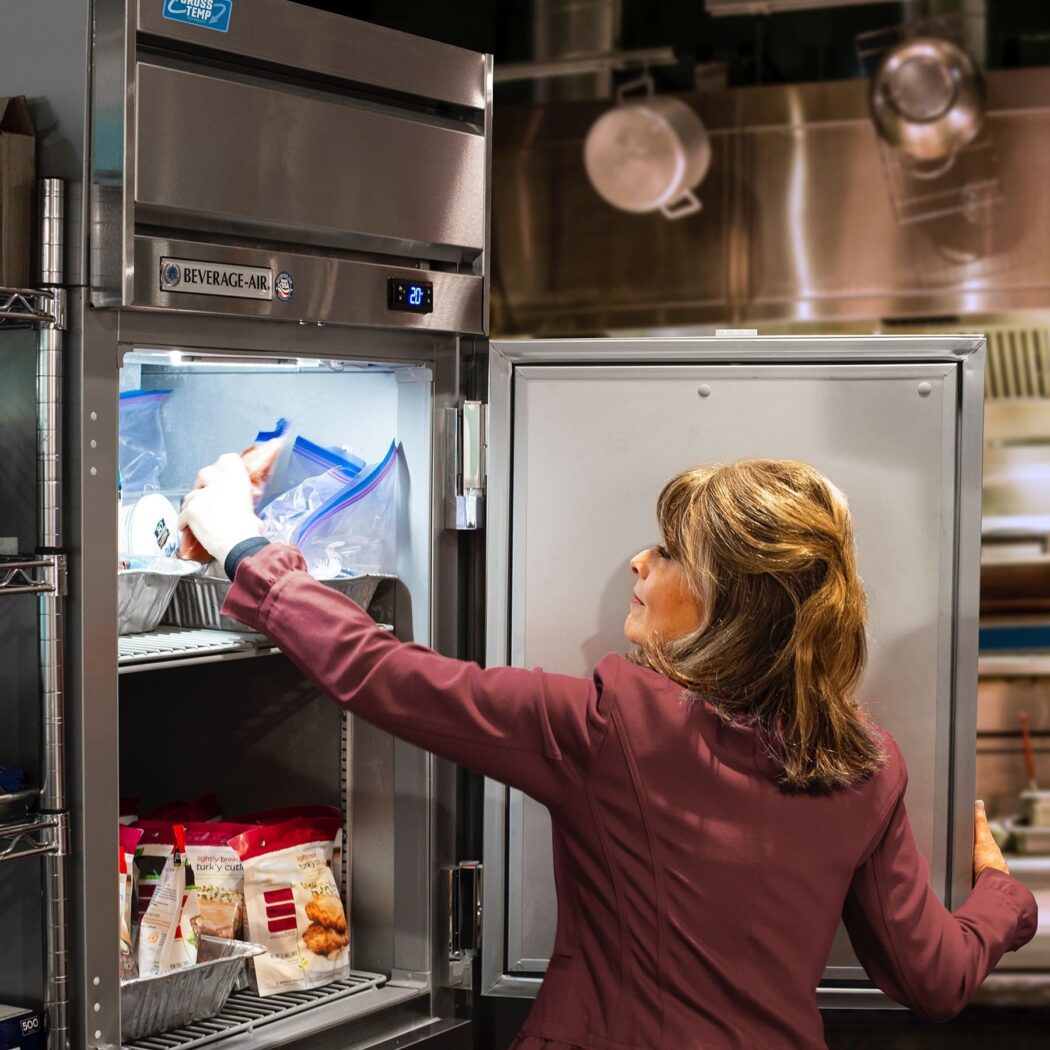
[178,453,263,566]
[973,799,1009,882]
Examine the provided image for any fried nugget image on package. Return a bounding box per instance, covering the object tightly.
[303,922,349,958]
[306,894,347,935]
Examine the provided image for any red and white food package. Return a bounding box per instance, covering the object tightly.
[229,816,349,996]
[141,793,222,823]
[119,826,144,981]
[182,822,253,939]
[134,824,183,977]
[156,825,201,973]
[235,805,343,892]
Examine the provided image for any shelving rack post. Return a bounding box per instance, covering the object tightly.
[0,177,70,1050]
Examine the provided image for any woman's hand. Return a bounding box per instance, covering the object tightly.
[178,453,263,567]
[973,799,1009,882]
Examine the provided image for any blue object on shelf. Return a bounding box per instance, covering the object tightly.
[0,765,24,793]
[979,624,1050,652]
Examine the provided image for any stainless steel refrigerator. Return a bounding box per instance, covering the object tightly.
[0,3,985,1050]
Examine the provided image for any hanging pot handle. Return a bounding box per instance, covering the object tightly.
[616,70,655,104]
[662,190,702,220]
[906,152,958,181]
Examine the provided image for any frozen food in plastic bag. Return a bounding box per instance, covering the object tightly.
[157,825,202,973]
[230,816,349,996]
[119,390,172,495]
[278,441,399,578]
[282,436,364,490]
[235,805,343,894]
[120,826,144,981]
[179,421,288,562]
[135,824,183,976]
[182,823,253,940]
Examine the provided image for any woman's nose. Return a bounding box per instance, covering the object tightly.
[630,549,650,578]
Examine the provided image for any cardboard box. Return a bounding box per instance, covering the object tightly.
[0,1003,46,1050]
[0,97,36,289]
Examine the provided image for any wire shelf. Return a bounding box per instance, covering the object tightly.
[0,555,59,597]
[122,971,386,1050]
[0,814,58,865]
[0,286,58,326]
[118,628,275,671]
[119,624,394,673]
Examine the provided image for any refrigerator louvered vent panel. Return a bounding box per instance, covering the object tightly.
[122,972,386,1050]
[986,329,1050,399]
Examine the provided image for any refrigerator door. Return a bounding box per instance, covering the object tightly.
[481,336,984,1006]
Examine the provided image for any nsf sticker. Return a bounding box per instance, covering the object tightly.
[162,0,233,33]
[275,271,294,302]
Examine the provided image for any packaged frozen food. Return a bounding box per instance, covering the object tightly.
[182,823,253,939]
[119,389,172,495]
[156,825,202,972]
[133,822,175,924]
[136,825,184,977]
[236,805,343,892]
[229,816,350,996]
[119,827,144,981]
[142,794,222,823]
[179,423,288,563]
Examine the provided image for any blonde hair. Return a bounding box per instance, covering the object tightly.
[632,459,885,792]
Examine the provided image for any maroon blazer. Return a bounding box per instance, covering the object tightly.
[224,544,1037,1050]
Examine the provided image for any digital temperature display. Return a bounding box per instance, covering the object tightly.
[388,277,434,314]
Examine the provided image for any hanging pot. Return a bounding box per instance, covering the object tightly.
[584,92,711,220]
[870,36,985,164]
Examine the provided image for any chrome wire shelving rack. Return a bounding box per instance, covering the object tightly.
[0,178,72,1050]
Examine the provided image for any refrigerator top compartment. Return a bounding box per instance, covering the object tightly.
[92,0,491,333]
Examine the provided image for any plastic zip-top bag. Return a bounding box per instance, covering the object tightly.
[292,441,399,578]
[119,390,172,495]
[178,421,288,563]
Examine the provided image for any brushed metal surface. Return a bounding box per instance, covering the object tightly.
[492,69,1050,334]
[483,336,983,998]
[134,63,486,260]
[135,0,487,111]
[131,236,485,334]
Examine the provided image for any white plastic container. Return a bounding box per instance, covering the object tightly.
[1022,790,1050,827]
[120,494,180,559]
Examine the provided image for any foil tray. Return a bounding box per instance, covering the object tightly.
[0,787,39,823]
[120,937,266,1041]
[162,573,396,632]
[118,571,182,635]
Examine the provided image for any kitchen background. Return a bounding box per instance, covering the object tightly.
[304,0,1050,1045]
[3,1,1049,1047]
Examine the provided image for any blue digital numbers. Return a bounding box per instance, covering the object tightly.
[388,277,434,314]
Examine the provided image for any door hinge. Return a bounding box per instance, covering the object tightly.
[445,860,483,958]
[444,401,486,530]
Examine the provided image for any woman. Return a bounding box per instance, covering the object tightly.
[181,455,1036,1050]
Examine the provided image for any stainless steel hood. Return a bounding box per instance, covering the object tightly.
[491,67,1050,335]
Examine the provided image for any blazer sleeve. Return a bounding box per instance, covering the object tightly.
[842,741,1038,1022]
[221,542,612,808]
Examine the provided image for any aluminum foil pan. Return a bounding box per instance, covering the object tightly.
[120,937,266,1041]
[118,571,182,635]
[0,787,39,823]
[163,573,395,632]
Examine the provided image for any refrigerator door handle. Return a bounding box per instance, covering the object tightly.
[444,402,487,530]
